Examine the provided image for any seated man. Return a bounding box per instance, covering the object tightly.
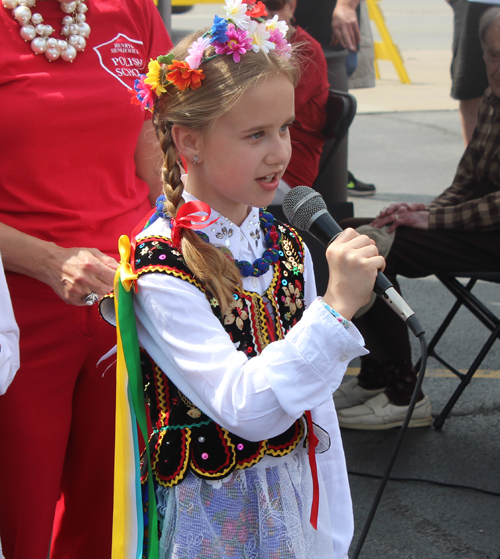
[335,7,500,429]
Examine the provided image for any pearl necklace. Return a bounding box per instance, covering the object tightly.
[3,0,90,62]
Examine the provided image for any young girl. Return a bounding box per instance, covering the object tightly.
[106,3,384,557]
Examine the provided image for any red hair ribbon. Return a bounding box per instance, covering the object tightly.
[170,200,218,247]
[305,409,320,530]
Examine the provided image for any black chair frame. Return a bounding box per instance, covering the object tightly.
[312,88,357,192]
[421,272,500,429]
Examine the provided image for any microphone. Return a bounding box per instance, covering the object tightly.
[282,186,424,337]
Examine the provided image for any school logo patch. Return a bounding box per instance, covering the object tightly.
[93,33,146,89]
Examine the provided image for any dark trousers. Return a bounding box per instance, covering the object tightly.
[343,219,500,363]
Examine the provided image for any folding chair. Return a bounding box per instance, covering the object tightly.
[312,88,357,197]
[422,271,500,429]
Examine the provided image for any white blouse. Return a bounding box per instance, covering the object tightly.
[133,192,368,559]
[0,256,20,396]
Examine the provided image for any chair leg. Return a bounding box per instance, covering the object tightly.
[433,320,500,429]
[439,277,498,332]
[426,275,500,429]
[414,280,469,383]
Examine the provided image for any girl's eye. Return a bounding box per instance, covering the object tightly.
[280,122,293,133]
[250,131,264,140]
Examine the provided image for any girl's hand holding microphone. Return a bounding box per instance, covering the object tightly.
[322,228,385,321]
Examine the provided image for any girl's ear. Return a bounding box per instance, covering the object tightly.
[171,124,203,163]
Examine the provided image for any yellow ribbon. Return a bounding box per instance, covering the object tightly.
[112,234,142,559]
[117,234,138,293]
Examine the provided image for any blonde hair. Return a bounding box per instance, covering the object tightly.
[152,30,298,311]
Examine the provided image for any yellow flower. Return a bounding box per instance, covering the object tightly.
[144,59,167,96]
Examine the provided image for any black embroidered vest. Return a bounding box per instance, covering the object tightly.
[134,221,308,488]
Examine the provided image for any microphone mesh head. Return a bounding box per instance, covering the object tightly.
[282,186,327,231]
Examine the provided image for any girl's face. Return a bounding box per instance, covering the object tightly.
[186,74,295,226]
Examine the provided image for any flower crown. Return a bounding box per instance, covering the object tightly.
[132,0,291,111]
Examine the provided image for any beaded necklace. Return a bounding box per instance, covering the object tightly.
[149,196,281,278]
[232,209,281,278]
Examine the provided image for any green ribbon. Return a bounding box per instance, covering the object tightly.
[117,279,159,559]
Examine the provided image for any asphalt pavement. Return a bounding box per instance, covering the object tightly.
[171,2,500,557]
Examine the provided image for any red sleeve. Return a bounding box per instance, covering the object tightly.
[143,0,173,59]
[139,0,174,120]
[284,26,329,188]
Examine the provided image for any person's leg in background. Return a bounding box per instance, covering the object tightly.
[50,313,116,559]
[345,0,376,196]
[0,285,116,559]
[450,0,489,145]
[459,98,483,145]
[0,291,89,559]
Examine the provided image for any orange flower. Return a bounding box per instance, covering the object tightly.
[167,60,205,91]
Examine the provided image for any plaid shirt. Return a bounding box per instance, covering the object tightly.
[428,88,500,230]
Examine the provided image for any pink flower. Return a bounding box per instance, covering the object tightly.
[269,28,291,58]
[221,518,237,539]
[185,36,211,69]
[237,524,249,543]
[133,74,156,111]
[214,23,253,63]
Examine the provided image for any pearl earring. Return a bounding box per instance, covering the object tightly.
[193,155,199,164]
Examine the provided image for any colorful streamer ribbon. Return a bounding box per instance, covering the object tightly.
[110,201,219,557]
[112,235,159,559]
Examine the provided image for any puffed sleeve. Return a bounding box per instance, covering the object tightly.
[0,257,20,395]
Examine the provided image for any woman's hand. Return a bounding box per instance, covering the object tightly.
[0,222,118,306]
[48,246,119,305]
[323,228,385,320]
[371,202,429,233]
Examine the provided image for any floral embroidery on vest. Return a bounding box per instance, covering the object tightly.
[134,220,307,487]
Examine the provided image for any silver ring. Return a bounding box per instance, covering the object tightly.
[82,291,99,306]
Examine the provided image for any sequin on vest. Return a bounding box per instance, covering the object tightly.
[134,221,308,487]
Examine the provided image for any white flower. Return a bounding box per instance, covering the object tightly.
[223,0,251,29]
[265,15,288,37]
[248,20,275,54]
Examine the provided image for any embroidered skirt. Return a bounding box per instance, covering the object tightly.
[156,443,333,559]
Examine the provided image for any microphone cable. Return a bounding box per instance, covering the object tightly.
[348,470,500,499]
[280,186,434,556]
[351,331,428,559]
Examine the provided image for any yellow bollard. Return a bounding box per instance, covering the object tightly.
[366,0,411,84]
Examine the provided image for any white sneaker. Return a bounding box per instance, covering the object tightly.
[337,393,433,430]
[333,378,385,410]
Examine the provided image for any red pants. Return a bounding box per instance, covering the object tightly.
[0,277,117,559]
